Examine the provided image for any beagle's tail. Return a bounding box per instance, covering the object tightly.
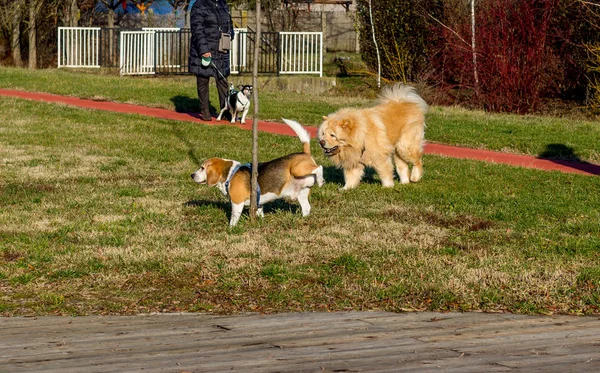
[282,118,311,155]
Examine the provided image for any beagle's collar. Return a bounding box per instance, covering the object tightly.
[217,160,240,196]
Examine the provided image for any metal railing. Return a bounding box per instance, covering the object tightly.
[57,27,101,68]
[280,32,323,77]
[57,27,322,77]
[142,28,181,69]
[120,31,155,75]
[230,28,248,74]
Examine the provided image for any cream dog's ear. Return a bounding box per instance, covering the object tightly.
[322,116,328,120]
[340,118,353,129]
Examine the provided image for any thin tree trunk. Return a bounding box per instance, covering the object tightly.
[367,0,381,87]
[28,0,39,70]
[108,9,115,66]
[70,0,78,27]
[471,0,478,88]
[107,8,115,28]
[11,2,23,68]
[250,0,261,220]
[185,9,190,28]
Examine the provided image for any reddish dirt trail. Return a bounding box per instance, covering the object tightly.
[1,88,598,176]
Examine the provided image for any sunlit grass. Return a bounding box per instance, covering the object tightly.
[2,66,599,163]
[1,96,599,316]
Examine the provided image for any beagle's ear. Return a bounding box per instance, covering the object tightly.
[206,159,233,186]
[206,166,220,187]
[220,160,234,180]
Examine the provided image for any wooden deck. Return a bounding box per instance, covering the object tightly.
[2,311,599,372]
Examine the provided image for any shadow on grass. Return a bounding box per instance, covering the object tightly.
[323,165,385,187]
[171,95,219,117]
[170,122,201,166]
[185,199,230,211]
[539,143,600,176]
[171,95,198,113]
[185,198,300,220]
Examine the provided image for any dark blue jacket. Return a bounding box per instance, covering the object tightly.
[189,0,234,77]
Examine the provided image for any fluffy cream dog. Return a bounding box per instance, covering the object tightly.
[191,119,324,226]
[318,83,428,189]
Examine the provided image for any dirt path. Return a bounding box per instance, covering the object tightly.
[1,88,598,176]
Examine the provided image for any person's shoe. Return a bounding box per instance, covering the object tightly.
[200,112,212,121]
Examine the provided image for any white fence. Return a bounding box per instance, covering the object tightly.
[142,27,180,69]
[58,27,101,68]
[58,27,322,77]
[279,32,323,77]
[230,28,248,74]
[120,31,155,75]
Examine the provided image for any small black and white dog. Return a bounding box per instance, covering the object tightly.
[217,85,252,124]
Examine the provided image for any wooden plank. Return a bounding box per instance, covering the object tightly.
[2,312,600,373]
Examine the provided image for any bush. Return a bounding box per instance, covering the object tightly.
[440,0,562,114]
[588,43,600,112]
[355,0,443,83]
[550,0,600,101]
[357,0,600,114]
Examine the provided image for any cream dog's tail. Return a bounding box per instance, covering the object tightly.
[282,118,311,155]
[377,83,429,115]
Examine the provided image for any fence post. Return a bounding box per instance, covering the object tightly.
[58,28,62,68]
[319,32,323,78]
[276,32,281,75]
[99,28,103,67]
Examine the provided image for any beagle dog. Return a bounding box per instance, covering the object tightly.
[191,119,325,226]
[216,85,252,124]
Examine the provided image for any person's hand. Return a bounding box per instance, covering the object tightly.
[202,52,212,58]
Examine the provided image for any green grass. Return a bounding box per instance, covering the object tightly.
[2,65,599,164]
[1,94,599,316]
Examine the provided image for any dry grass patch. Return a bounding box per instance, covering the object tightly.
[1,97,599,316]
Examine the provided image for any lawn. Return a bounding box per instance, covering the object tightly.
[2,66,599,164]
[1,85,599,316]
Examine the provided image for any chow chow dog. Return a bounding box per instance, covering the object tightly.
[191,119,324,226]
[318,83,428,189]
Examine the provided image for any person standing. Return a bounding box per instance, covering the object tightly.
[189,0,234,121]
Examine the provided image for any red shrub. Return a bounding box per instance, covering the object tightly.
[440,0,562,113]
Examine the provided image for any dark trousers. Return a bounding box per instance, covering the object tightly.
[196,75,229,116]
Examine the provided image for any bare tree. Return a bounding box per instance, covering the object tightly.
[12,1,24,67]
[99,0,124,28]
[471,0,478,89]
[367,0,381,87]
[167,0,191,27]
[0,0,25,67]
[69,0,78,26]
[250,0,261,220]
[27,0,44,69]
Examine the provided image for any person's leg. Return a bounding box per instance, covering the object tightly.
[196,75,212,121]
